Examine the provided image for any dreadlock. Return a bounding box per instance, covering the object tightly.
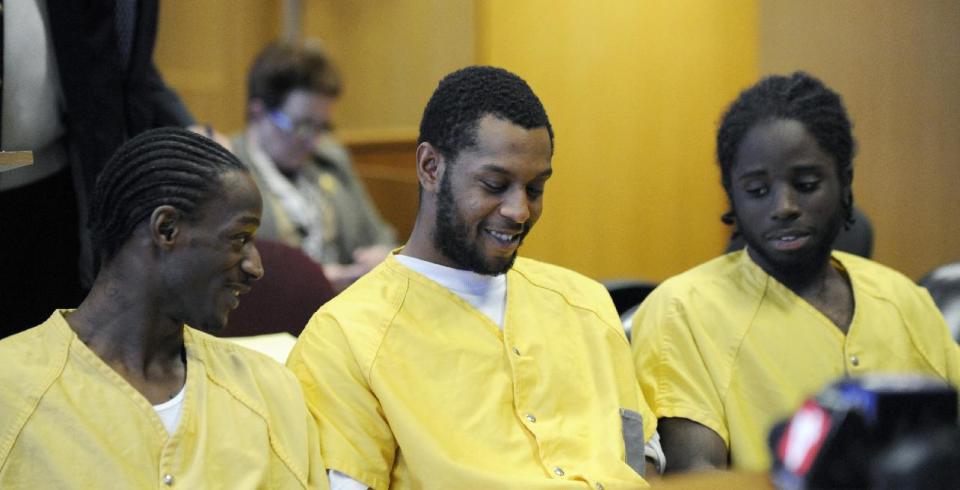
[88,127,248,262]
[716,71,856,228]
[418,65,554,161]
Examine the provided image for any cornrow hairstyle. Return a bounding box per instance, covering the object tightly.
[716,71,856,228]
[247,39,341,111]
[418,65,554,161]
[88,127,248,262]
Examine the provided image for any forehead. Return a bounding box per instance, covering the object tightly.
[455,115,552,173]
[733,118,834,175]
[280,89,333,118]
[193,171,262,226]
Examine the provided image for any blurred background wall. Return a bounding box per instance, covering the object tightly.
[154,0,959,282]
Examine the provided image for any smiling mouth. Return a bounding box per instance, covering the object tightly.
[224,284,251,308]
[486,228,522,244]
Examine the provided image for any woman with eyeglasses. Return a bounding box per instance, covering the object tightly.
[233,40,396,292]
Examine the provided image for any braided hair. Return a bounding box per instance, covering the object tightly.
[418,65,553,161]
[88,127,248,262]
[716,71,856,228]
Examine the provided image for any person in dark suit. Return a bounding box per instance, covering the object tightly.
[1,0,195,337]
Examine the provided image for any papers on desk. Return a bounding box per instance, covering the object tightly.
[226,332,298,364]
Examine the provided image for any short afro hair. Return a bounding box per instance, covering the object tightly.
[418,65,553,161]
[716,71,856,227]
[88,127,248,262]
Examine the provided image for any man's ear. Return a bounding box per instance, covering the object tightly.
[416,142,445,193]
[150,206,181,249]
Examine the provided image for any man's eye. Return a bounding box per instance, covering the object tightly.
[796,180,820,192]
[481,180,507,193]
[745,185,768,197]
[526,185,544,198]
[232,234,252,248]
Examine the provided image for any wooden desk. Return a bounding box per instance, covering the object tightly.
[0,151,33,172]
[652,470,773,489]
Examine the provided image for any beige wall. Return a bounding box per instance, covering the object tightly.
[303,0,475,136]
[759,0,960,279]
[476,0,758,280]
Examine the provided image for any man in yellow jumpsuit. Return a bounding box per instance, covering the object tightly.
[0,128,327,488]
[631,72,960,473]
[288,66,663,490]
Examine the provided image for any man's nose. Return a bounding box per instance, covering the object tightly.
[500,189,531,224]
[771,186,800,222]
[243,244,265,281]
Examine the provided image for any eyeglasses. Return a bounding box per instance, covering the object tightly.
[267,110,332,138]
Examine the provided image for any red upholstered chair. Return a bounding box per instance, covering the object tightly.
[221,239,336,338]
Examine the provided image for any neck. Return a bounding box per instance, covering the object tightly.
[400,211,442,264]
[67,265,185,376]
[754,248,837,297]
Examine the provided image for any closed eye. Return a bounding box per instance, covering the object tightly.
[526,185,545,199]
[480,180,507,194]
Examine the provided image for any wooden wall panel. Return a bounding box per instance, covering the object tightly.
[759,0,960,279]
[302,0,475,134]
[302,1,475,241]
[155,1,282,133]
[341,131,420,241]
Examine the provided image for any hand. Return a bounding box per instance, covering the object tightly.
[352,245,392,273]
[323,246,391,293]
[323,263,367,293]
[658,417,728,474]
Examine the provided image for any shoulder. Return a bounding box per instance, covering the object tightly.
[314,136,351,169]
[186,328,303,402]
[510,257,611,307]
[647,252,749,306]
[839,251,944,320]
[294,259,409,366]
[318,259,407,325]
[0,313,72,393]
[633,252,762,345]
[839,252,921,296]
[839,252,933,307]
[0,314,73,460]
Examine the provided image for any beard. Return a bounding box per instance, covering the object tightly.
[433,172,527,276]
[741,209,844,280]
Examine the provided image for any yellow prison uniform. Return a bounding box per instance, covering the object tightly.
[287,255,656,490]
[0,310,328,489]
[631,250,960,471]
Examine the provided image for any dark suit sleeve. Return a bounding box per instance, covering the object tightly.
[143,61,194,127]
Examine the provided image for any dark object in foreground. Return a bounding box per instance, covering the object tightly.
[769,374,958,489]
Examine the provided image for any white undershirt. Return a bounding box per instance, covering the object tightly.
[152,384,186,435]
[393,254,508,328]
